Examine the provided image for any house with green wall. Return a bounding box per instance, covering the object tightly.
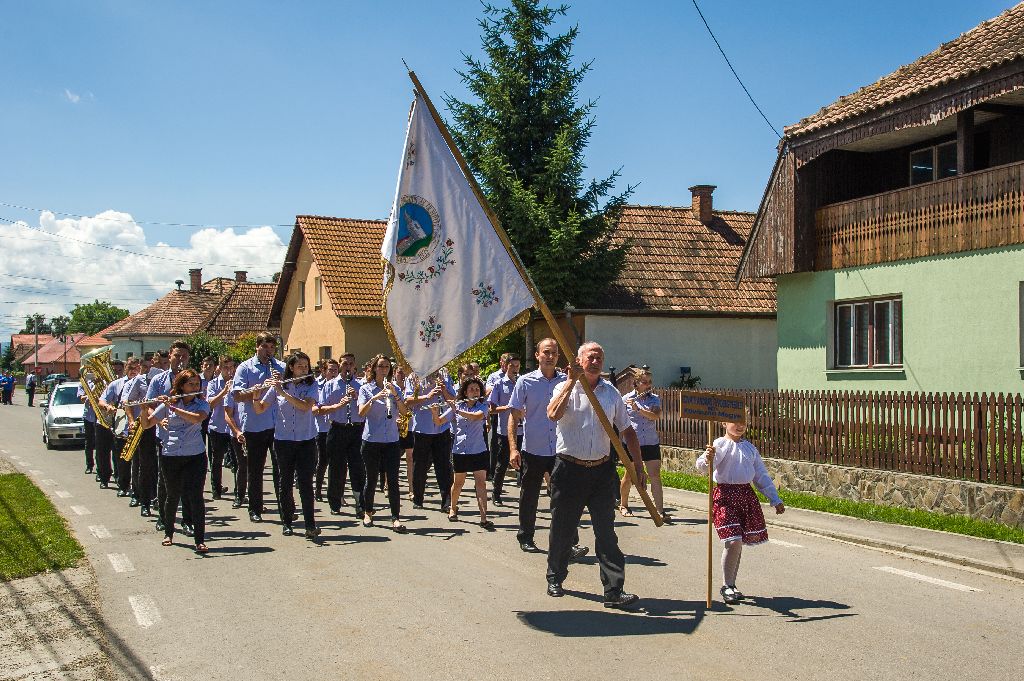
[737,4,1024,395]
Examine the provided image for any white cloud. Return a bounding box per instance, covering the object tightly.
[64,88,81,104]
[0,210,287,338]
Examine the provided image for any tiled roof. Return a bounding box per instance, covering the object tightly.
[22,334,87,365]
[102,290,223,338]
[204,282,278,342]
[294,215,388,318]
[11,334,55,362]
[786,2,1024,137]
[591,205,776,314]
[76,334,112,348]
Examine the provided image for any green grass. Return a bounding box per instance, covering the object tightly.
[626,468,1024,545]
[0,473,85,580]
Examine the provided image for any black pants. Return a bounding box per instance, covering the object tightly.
[327,423,365,512]
[362,440,401,518]
[275,438,316,527]
[136,428,158,504]
[546,457,625,596]
[159,453,207,545]
[411,431,453,510]
[157,441,195,526]
[487,414,499,476]
[116,438,133,494]
[95,425,115,485]
[83,421,96,471]
[492,433,521,498]
[233,438,248,502]
[27,387,35,406]
[245,428,275,515]
[207,431,231,497]
[315,432,329,496]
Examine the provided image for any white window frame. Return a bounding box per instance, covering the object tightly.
[314,276,322,309]
[298,280,306,310]
[834,296,903,369]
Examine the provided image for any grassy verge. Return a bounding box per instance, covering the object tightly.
[0,473,85,580]
[625,468,1024,545]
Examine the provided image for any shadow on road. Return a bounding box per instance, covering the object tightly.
[516,607,703,637]
[408,525,469,540]
[717,594,856,623]
[204,529,271,541]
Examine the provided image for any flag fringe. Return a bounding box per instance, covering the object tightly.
[444,307,533,376]
[380,258,411,372]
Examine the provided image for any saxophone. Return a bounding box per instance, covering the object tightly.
[119,417,146,461]
[397,375,417,439]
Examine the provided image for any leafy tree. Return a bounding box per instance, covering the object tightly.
[0,343,16,371]
[20,314,51,335]
[50,315,70,339]
[180,331,229,371]
[67,300,129,336]
[228,333,259,363]
[445,0,633,309]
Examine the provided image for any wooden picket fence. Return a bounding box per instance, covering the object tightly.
[655,388,1024,487]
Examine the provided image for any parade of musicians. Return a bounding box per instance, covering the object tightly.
[4,2,1024,680]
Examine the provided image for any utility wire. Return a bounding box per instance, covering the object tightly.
[691,0,782,139]
[0,201,294,230]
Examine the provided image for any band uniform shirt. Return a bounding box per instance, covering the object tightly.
[145,369,179,444]
[552,378,630,461]
[231,354,286,433]
[507,369,566,456]
[120,375,148,420]
[622,390,660,447]
[440,401,488,455]
[101,376,126,413]
[150,398,211,457]
[484,369,503,395]
[487,374,522,438]
[264,381,319,442]
[322,375,365,425]
[206,375,230,434]
[406,375,456,435]
[357,379,400,443]
[146,366,163,381]
[77,381,97,423]
[696,436,782,506]
[314,376,331,433]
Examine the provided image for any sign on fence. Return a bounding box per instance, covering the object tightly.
[679,390,746,424]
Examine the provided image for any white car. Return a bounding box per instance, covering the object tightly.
[41,383,86,449]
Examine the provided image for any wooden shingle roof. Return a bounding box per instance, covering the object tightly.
[591,205,776,315]
[205,282,278,342]
[787,2,1024,137]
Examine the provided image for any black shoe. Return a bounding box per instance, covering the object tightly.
[329,508,342,516]
[282,525,293,536]
[129,497,140,507]
[569,544,590,562]
[181,523,195,538]
[155,519,165,532]
[315,493,324,502]
[99,481,109,489]
[603,591,639,609]
[546,582,565,598]
[519,541,542,553]
[85,468,93,474]
[304,526,321,539]
[292,513,299,522]
[493,496,504,507]
[232,499,243,509]
[116,490,129,498]
[212,493,221,500]
[250,513,263,523]
[95,474,101,482]
[219,486,228,495]
[412,503,424,510]
[140,505,152,517]
[720,585,741,605]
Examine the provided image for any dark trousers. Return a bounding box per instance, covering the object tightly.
[245,428,275,514]
[546,457,625,596]
[157,441,194,526]
[83,421,96,471]
[95,425,115,484]
[136,429,159,504]
[117,439,133,494]
[411,431,453,510]
[275,438,316,527]
[492,433,520,498]
[159,453,207,545]
[315,432,329,496]
[487,414,499,476]
[27,386,35,406]
[517,451,555,543]
[233,439,248,502]
[206,431,231,497]
[362,440,401,518]
[327,423,365,512]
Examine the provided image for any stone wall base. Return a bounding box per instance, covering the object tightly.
[661,446,1024,529]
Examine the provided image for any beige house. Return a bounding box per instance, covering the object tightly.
[270,215,391,363]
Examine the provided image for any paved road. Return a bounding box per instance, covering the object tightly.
[3,403,1023,681]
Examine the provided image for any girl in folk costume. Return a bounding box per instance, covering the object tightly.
[356,354,409,532]
[695,417,785,605]
[253,352,321,539]
[431,377,494,529]
[148,370,211,554]
[618,369,668,519]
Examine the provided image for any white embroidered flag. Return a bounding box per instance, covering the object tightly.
[381,93,535,376]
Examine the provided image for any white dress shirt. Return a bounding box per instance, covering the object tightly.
[696,436,782,506]
[551,378,631,460]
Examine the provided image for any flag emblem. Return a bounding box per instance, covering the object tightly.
[396,195,439,262]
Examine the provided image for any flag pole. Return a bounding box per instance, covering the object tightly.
[406,69,663,527]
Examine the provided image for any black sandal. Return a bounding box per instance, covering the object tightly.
[480,520,495,531]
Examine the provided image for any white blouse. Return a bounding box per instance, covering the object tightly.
[695,436,781,506]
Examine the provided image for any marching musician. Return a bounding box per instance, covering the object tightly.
[432,377,493,529]
[312,359,332,502]
[252,351,320,539]
[205,355,237,500]
[77,378,98,477]
[200,355,218,440]
[398,366,416,500]
[486,354,521,507]
[120,358,149,509]
[230,331,285,524]
[95,358,127,490]
[223,385,247,509]
[484,353,512,478]
[318,355,365,516]
[618,369,667,520]
[356,354,408,532]
[404,367,456,514]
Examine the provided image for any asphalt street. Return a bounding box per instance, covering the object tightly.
[3,401,1023,681]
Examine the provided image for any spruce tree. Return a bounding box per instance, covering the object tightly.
[445,0,632,309]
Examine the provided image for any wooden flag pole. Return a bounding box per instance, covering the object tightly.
[407,69,663,527]
[706,420,715,608]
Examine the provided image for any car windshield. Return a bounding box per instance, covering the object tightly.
[50,387,80,407]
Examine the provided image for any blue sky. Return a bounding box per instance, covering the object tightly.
[0,0,1015,337]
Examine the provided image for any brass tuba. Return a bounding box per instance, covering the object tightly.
[79,345,115,430]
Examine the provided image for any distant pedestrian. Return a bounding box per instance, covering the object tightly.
[696,418,785,605]
[1,371,13,405]
[26,372,37,407]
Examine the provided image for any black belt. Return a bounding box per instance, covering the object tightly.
[331,422,364,428]
[557,454,610,468]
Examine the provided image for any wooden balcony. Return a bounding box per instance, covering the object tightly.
[815,160,1024,270]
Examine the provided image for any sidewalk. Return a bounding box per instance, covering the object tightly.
[661,485,1024,581]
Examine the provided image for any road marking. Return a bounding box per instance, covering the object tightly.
[29,469,43,475]
[9,454,20,459]
[873,566,981,592]
[129,595,161,628]
[770,538,804,548]
[70,505,91,516]
[42,479,60,486]
[107,553,135,573]
[89,525,112,539]
[55,490,72,498]
[1,449,10,453]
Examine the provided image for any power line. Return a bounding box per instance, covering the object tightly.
[0,201,295,230]
[691,0,782,140]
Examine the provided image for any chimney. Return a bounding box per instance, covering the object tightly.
[189,268,202,292]
[689,184,716,224]
[234,270,248,283]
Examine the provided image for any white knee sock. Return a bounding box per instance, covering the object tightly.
[722,540,743,587]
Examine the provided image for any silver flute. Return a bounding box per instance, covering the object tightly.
[235,373,314,395]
